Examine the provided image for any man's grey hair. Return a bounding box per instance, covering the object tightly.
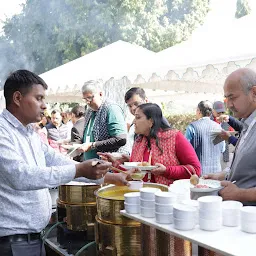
[81,80,104,94]
[240,68,256,94]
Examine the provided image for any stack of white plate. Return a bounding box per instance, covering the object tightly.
[173,204,196,230]
[222,201,242,227]
[241,206,256,233]
[140,187,160,218]
[155,191,177,224]
[198,196,223,231]
[124,192,140,214]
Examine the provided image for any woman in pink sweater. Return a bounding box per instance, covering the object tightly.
[100,103,201,186]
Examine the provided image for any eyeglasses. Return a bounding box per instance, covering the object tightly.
[83,95,94,102]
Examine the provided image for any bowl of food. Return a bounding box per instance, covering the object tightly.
[130,171,147,180]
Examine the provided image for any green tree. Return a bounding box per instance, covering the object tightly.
[235,0,251,19]
[1,0,209,89]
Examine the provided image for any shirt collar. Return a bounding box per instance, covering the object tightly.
[2,109,34,134]
[242,110,256,130]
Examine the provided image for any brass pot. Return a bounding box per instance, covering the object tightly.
[95,183,168,225]
[59,181,100,205]
[66,203,97,231]
[95,216,141,256]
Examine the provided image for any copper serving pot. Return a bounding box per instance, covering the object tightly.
[95,183,168,225]
[58,181,100,205]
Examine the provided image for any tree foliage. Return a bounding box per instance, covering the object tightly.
[235,0,251,19]
[0,0,210,88]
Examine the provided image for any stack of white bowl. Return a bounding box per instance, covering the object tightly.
[169,179,191,203]
[222,201,242,227]
[198,196,223,231]
[155,191,177,224]
[181,199,199,224]
[140,187,160,218]
[241,206,256,233]
[173,204,196,230]
[124,192,140,214]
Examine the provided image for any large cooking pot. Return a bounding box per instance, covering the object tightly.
[95,216,141,256]
[66,203,97,231]
[59,181,100,205]
[96,183,168,225]
[58,181,100,234]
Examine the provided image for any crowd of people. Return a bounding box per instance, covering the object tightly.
[0,67,256,255]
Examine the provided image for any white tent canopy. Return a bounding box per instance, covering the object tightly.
[40,40,156,101]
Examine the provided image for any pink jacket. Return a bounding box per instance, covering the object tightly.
[130,129,201,185]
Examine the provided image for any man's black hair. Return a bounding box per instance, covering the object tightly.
[4,70,48,106]
[125,87,146,103]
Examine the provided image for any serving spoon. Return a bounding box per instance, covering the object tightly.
[183,166,200,186]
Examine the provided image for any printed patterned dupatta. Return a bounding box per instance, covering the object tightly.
[130,129,180,185]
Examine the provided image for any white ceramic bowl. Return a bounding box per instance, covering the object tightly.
[241,219,256,233]
[173,204,196,220]
[124,192,140,204]
[199,209,222,220]
[155,191,177,204]
[199,217,222,231]
[140,198,155,208]
[181,199,199,208]
[155,203,173,214]
[222,201,242,227]
[223,213,240,227]
[198,196,223,211]
[140,206,155,218]
[124,202,140,214]
[173,217,196,231]
[168,186,190,203]
[222,200,243,210]
[128,181,143,190]
[241,206,256,221]
[140,187,160,200]
[155,212,173,224]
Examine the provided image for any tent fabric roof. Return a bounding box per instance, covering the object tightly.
[40,40,156,95]
[155,14,256,70]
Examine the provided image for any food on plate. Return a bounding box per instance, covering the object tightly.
[137,162,150,166]
[195,184,209,188]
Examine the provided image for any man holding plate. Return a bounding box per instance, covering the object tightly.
[205,68,256,206]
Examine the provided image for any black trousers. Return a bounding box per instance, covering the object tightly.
[0,235,46,256]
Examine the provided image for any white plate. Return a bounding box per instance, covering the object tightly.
[190,179,222,193]
[121,163,157,171]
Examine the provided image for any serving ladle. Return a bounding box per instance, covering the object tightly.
[183,166,200,186]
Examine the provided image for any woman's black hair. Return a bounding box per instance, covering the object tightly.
[197,100,213,117]
[137,103,171,154]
